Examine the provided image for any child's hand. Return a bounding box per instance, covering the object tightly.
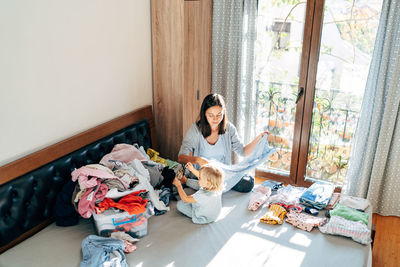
[172,177,181,187]
[186,162,195,172]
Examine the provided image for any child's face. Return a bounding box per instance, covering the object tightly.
[198,175,209,188]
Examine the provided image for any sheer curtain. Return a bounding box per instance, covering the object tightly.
[211,0,258,144]
[344,0,400,217]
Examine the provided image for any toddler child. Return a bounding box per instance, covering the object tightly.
[172,163,223,224]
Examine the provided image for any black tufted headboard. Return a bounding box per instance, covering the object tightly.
[0,105,154,253]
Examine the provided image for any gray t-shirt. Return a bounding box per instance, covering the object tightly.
[192,189,222,224]
[179,122,245,165]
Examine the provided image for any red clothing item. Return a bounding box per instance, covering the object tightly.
[96,190,148,215]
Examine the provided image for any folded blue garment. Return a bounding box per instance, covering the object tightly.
[300,181,335,210]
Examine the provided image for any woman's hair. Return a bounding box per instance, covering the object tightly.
[199,164,224,192]
[196,93,227,137]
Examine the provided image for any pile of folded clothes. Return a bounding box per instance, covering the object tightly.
[247,179,372,244]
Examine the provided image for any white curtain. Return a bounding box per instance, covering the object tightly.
[344,0,400,217]
[211,0,258,144]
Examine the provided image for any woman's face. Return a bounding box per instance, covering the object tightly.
[205,106,224,130]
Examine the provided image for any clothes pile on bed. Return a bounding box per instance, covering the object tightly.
[248,180,372,245]
[54,143,182,266]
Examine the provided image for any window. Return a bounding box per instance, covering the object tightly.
[253,0,383,187]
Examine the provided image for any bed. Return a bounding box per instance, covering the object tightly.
[0,105,372,267]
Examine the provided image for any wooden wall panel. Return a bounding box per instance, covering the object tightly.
[152,0,212,160]
[183,1,200,135]
[183,0,212,137]
[198,0,212,115]
[151,0,184,160]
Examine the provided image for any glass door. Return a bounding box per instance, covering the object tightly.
[253,0,315,184]
[254,0,383,187]
[297,0,383,187]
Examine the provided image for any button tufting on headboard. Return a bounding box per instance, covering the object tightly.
[0,119,152,247]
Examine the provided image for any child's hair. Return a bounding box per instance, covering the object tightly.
[199,164,224,192]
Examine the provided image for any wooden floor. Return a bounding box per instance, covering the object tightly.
[372,214,400,267]
[254,177,400,267]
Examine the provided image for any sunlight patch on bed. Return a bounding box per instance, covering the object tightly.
[289,232,312,247]
[215,205,236,221]
[207,232,305,267]
[246,220,289,238]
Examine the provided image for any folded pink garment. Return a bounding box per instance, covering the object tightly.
[100,144,147,168]
[248,186,271,211]
[286,210,326,232]
[256,185,271,195]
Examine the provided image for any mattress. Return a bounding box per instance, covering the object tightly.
[0,189,371,267]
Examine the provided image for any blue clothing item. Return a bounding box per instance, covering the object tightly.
[80,235,127,267]
[199,134,226,163]
[177,200,193,218]
[159,187,171,206]
[186,177,201,191]
[179,122,245,165]
[212,135,276,193]
[185,135,275,193]
[176,188,222,224]
[154,187,172,216]
[300,181,335,210]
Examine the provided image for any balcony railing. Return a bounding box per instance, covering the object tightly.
[255,80,361,184]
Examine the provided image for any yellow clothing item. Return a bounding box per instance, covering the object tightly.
[147,148,167,166]
[260,204,287,225]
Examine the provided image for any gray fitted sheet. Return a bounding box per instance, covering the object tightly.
[0,190,371,267]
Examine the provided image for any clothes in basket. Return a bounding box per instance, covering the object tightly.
[93,209,148,238]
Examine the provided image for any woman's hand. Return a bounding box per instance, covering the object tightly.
[257,131,270,141]
[244,131,271,157]
[195,157,209,166]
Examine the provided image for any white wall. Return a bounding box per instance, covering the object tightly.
[0,0,153,166]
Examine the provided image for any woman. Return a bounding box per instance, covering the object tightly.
[178,93,267,193]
